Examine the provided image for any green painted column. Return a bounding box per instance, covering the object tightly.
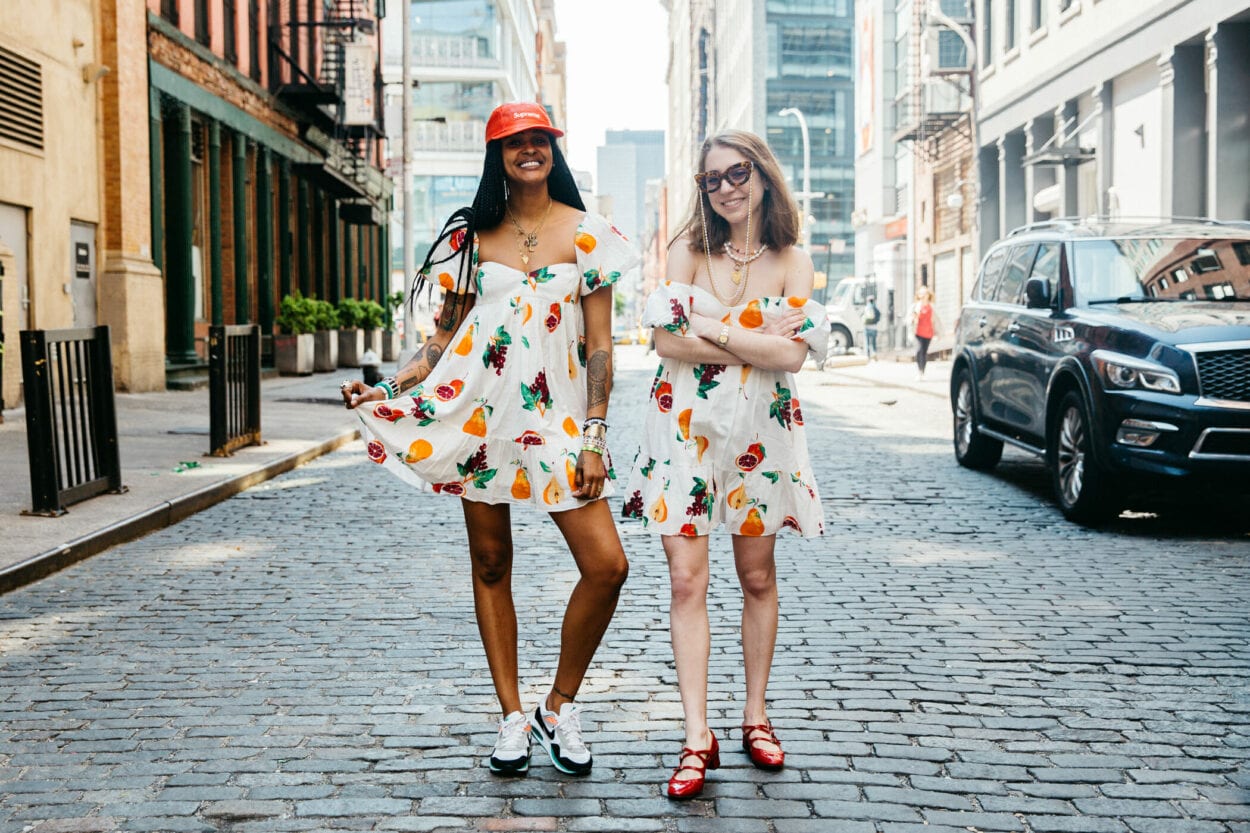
[380,221,390,306]
[278,158,291,300]
[208,122,223,326]
[163,100,197,364]
[375,224,385,306]
[357,221,366,299]
[148,89,164,271]
[256,147,274,333]
[328,199,341,304]
[312,189,326,300]
[233,132,250,322]
[297,177,310,296]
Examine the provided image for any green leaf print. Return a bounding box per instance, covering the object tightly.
[769,382,794,429]
[472,468,498,488]
[761,471,781,484]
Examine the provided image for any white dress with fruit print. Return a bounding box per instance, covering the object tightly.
[622,282,828,538]
[354,212,639,512]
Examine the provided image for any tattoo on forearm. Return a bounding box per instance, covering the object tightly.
[437,299,458,331]
[587,349,610,409]
[425,341,444,372]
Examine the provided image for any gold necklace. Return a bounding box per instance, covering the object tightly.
[697,174,754,306]
[505,198,553,266]
[723,241,768,284]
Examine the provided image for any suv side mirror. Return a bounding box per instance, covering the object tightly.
[1025,277,1051,309]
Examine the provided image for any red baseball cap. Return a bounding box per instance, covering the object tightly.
[484,102,564,143]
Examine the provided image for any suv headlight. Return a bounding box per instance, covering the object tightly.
[1092,350,1182,394]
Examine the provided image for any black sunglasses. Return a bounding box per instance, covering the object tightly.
[693,160,753,194]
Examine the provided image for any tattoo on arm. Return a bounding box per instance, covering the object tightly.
[425,342,444,373]
[394,340,446,394]
[437,299,459,331]
[587,349,610,410]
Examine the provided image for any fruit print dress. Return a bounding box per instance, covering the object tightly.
[355,212,639,512]
[622,282,828,538]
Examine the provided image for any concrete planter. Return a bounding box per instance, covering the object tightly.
[380,331,401,362]
[274,333,315,376]
[313,330,338,371]
[363,328,383,357]
[337,328,364,367]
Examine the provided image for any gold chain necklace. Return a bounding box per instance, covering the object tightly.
[698,174,754,307]
[723,241,768,284]
[506,198,553,266]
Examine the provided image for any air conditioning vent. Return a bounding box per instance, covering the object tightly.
[0,44,44,151]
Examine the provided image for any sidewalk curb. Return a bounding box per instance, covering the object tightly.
[0,427,360,595]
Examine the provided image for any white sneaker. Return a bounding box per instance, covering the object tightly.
[531,701,592,776]
[489,711,531,775]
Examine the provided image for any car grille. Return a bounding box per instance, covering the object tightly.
[1191,429,1250,460]
[1196,348,1250,402]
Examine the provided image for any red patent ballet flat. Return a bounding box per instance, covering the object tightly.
[666,732,720,800]
[742,721,785,770]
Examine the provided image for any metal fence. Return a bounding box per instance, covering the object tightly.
[209,324,262,457]
[20,326,126,516]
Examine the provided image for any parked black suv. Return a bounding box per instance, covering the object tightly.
[950,219,1250,522]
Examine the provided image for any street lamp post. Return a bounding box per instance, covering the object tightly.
[778,107,821,251]
[401,0,416,354]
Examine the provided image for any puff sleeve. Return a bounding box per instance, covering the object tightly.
[639,281,691,335]
[574,213,641,296]
[758,296,829,361]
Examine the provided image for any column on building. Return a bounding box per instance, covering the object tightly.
[233,132,251,323]
[256,149,274,334]
[1056,101,1080,216]
[162,98,197,365]
[1159,45,1205,218]
[1026,118,1056,221]
[999,130,1027,234]
[1094,83,1113,216]
[1205,23,1250,220]
[208,122,224,326]
[99,0,166,391]
[978,142,1000,255]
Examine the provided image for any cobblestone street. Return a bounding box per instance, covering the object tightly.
[2,350,1248,833]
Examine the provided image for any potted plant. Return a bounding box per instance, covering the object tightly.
[311,298,339,372]
[274,291,316,375]
[361,299,387,358]
[336,298,366,367]
[382,290,406,361]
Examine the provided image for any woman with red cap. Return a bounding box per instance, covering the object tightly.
[342,103,638,777]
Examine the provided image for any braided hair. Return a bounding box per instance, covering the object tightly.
[411,138,586,327]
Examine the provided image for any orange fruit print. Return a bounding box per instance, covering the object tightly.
[575,232,597,253]
[543,476,564,505]
[740,507,765,536]
[404,439,433,463]
[677,408,693,440]
[511,468,531,500]
[454,324,475,356]
[563,416,580,437]
[649,496,668,523]
[739,300,763,329]
[463,407,487,437]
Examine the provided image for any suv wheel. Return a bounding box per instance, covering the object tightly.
[1050,390,1119,523]
[952,369,1002,470]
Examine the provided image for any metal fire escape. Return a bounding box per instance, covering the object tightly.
[270,0,388,220]
[893,0,973,163]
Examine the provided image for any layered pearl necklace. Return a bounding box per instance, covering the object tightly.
[723,241,768,285]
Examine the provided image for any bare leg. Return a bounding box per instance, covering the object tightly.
[663,533,715,780]
[733,533,781,755]
[545,500,630,712]
[462,500,522,716]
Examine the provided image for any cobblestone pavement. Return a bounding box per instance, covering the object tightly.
[2,351,1248,833]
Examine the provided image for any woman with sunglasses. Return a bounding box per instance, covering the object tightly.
[623,131,828,799]
[342,103,638,777]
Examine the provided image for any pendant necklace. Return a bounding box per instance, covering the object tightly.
[506,197,553,266]
[723,241,768,285]
[697,175,755,307]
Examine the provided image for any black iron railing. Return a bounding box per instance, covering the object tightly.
[209,324,262,457]
[20,326,125,516]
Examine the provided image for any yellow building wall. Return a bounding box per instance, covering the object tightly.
[0,0,104,409]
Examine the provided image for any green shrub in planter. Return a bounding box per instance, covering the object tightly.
[275,291,318,335]
[311,299,340,331]
[360,300,387,331]
[336,298,367,329]
[386,290,407,331]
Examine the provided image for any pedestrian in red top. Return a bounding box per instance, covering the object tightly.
[909,286,939,379]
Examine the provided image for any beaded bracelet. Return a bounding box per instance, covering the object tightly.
[374,377,399,399]
[583,417,608,431]
[581,435,607,456]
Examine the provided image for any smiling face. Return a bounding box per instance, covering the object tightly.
[501,129,554,186]
[701,144,766,226]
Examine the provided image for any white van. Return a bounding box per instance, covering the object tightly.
[824,277,881,356]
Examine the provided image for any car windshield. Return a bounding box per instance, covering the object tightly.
[1071,237,1250,304]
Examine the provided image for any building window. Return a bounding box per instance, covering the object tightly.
[224,0,238,63]
[249,0,262,81]
[160,0,179,24]
[1031,0,1046,30]
[1005,0,1017,50]
[980,0,993,66]
[195,0,210,46]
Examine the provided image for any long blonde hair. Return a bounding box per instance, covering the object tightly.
[676,130,800,253]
